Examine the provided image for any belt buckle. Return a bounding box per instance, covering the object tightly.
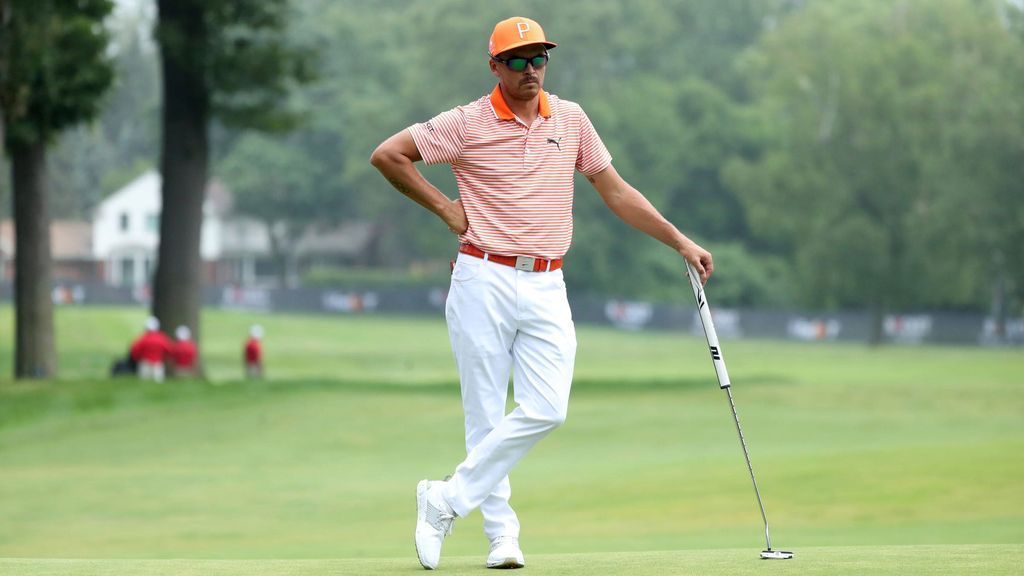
[514,256,536,271]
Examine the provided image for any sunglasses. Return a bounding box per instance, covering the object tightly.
[491,52,549,72]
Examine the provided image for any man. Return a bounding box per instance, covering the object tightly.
[130,316,172,382]
[170,325,199,378]
[244,325,264,379]
[370,16,713,570]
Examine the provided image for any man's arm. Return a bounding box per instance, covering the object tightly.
[587,165,714,284]
[370,130,468,234]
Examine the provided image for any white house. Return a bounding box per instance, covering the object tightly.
[1,170,374,289]
[218,215,274,285]
[93,171,230,286]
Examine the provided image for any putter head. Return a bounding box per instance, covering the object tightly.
[761,549,794,560]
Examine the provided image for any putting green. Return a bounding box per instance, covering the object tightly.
[2,545,1021,575]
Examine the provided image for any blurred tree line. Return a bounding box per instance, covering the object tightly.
[4,0,1022,325]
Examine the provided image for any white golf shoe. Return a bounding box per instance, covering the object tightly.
[486,536,525,569]
[415,479,456,570]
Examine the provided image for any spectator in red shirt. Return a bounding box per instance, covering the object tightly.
[171,325,200,378]
[244,325,264,379]
[130,316,172,382]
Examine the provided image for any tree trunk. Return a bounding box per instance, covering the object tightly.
[266,220,288,288]
[868,301,884,346]
[362,214,394,267]
[11,139,56,378]
[152,0,209,341]
[990,250,1007,343]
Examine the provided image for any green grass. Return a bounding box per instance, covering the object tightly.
[2,546,1023,575]
[0,305,1022,574]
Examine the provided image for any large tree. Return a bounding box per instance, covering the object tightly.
[152,0,313,339]
[0,0,114,378]
[726,0,1024,341]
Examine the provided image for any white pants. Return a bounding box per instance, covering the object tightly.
[138,361,165,383]
[442,252,577,541]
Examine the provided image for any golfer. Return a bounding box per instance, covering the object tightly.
[370,16,713,570]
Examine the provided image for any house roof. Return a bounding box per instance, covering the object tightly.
[0,220,9,257]
[103,170,161,210]
[294,222,374,257]
[206,179,233,215]
[100,170,232,216]
[0,219,93,260]
[52,220,93,259]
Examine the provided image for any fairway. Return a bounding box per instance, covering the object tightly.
[1,306,1022,574]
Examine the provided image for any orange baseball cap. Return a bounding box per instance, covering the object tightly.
[488,17,557,57]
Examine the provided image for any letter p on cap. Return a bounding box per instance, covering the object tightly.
[488,17,557,56]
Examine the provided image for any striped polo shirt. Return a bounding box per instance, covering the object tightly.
[408,84,612,260]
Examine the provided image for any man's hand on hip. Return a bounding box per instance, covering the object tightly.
[445,198,469,235]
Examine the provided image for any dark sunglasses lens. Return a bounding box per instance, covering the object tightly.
[507,58,528,71]
[531,55,548,68]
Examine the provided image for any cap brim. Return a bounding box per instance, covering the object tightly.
[492,40,557,57]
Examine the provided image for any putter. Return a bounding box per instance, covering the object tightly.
[684,261,794,561]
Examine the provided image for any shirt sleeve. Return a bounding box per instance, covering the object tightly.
[575,109,613,176]
[407,106,467,165]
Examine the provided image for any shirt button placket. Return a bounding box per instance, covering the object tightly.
[523,127,530,169]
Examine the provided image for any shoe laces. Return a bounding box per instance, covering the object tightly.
[425,500,455,536]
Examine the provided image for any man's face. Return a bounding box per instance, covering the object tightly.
[489,44,548,102]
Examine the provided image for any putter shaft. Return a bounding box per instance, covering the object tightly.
[725,385,772,551]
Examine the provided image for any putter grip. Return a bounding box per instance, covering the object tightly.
[685,262,731,389]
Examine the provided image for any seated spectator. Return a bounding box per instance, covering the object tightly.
[110,352,137,377]
[130,316,172,382]
[170,325,200,378]
[244,325,264,379]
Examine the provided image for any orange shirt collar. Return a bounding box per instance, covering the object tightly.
[489,84,551,121]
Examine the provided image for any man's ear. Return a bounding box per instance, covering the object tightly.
[489,58,500,78]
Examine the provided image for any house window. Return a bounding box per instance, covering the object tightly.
[146,214,159,232]
[120,212,130,232]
